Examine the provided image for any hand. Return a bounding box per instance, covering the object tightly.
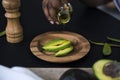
[42,0,68,24]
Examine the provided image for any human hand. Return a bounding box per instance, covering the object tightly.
[42,0,68,25]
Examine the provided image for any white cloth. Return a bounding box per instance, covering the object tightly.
[97,0,120,21]
[0,65,44,80]
[97,5,120,20]
[114,0,120,12]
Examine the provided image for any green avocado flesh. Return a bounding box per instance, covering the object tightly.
[55,46,73,57]
[42,39,73,57]
[42,39,72,52]
[93,59,120,80]
[43,39,66,47]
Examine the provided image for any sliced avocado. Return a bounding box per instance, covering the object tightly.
[43,39,66,47]
[42,39,72,52]
[55,46,73,57]
[93,59,120,80]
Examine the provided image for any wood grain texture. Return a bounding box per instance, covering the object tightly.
[29,68,93,80]
[30,31,90,63]
[2,0,23,43]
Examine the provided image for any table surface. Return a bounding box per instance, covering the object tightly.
[0,0,120,67]
[29,68,93,80]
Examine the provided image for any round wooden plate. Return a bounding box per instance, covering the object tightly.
[30,31,90,63]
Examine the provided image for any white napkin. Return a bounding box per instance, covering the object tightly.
[97,0,120,21]
[0,65,44,80]
[97,5,120,20]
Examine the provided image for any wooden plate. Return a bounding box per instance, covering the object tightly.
[30,31,90,63]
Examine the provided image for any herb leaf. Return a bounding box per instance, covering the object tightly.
[90,40,113,56]
[107,37,120,43]
[90,40,120,56]
[90,40,120,47]
[103,43,112,56]
[89,40,104,46]
[109,44,120,47]
[0,31,6,37]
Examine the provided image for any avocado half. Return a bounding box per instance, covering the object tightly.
[93,59,120,80]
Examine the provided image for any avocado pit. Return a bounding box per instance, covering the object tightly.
[103,61,120,78]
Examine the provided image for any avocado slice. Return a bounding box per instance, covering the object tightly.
[55,46,73,57]
[43,39,66,47]
[42,39,72,52]
[93,59,120,80]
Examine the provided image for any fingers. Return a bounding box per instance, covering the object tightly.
[61,0,68,4]
[48,1,60,24]
[42,0,68,25]
[48,8,59,24]
[42,0,54,24]
[51,0,61,9]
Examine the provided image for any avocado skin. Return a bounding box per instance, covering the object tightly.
[59,69,93,80]
[93,59,120,80]
[42,39,72,52]
[55,46,73,57]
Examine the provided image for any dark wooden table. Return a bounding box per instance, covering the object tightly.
[29,68,93,80]
[0,0,120,67]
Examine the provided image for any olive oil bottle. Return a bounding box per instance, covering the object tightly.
[57,3,73,24]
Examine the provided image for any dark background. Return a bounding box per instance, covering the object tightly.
[0,0,120,67]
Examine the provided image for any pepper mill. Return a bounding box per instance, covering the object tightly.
[2,0,23,43]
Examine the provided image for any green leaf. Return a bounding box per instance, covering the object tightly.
[0,31,5,37]
[109,44,120,47]
[107,37,120,43]
[90,40,120,47]
[89,40,105,46]
[103,43,112,56]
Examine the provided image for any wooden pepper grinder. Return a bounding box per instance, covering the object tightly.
[2,0,23,43]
